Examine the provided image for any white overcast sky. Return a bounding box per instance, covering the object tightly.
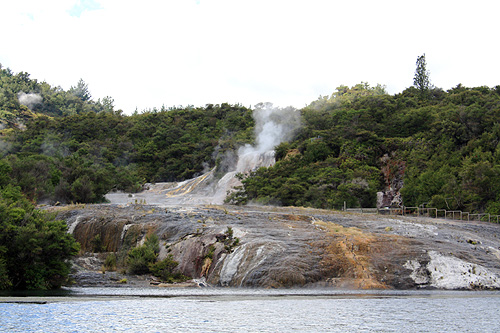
[1,0,499,113]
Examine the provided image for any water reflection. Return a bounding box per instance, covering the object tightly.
[1,288,500,332]
[4,286,500,299]
[0,288,73,298]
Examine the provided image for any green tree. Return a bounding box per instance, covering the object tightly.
[0,185,80,290]
[413,53,431,99]
[148,255,187,283]
[69,78,91,102]
[126,234,159,274]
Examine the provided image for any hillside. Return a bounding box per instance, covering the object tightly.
[2,65,500,214]
[228,83,500,216]
[1,65,256,204]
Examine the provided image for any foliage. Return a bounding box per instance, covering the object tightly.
[125,234,159,275]
[216,227,240,253]
[69,79,91,102]
[104,253,117,271]
[414,53,432,99]
[0,184,80,290]
[204,244,216,260]
[148,255,188,283]
[1,65,255,203]
[128,103,254,182]
[308,82,387,111]
[3,64,500,215]
[230,82,500,214]
[123,234,187,282]
[91,234,104,253]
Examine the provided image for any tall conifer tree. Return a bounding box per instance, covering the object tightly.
[413,53,431,99]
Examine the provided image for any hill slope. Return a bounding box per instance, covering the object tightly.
[229,83,500,215]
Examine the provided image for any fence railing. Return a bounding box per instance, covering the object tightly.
[344,205,500,223]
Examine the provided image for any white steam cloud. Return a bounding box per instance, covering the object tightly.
[236,103,302,173]
[239,102,301,155]
[18,92,43,110]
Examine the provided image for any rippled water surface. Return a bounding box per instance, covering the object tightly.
[1,288,500,332]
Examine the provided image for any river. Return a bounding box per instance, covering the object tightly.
[1,288,500,332]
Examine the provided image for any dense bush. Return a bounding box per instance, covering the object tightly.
[124,235,187,282]
[126,234,159,275]
[229,83,500,213]
[149,255,187,283]
[1,66,255,204]
[0,180,80,290]
[3,65,500,214]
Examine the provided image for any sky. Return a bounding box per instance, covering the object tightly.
[1,0,499,114]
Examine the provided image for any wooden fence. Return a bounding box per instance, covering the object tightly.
[345,206,500,223]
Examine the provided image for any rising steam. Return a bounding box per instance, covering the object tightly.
[236,102,301,172]
[106,103,302,206]
[18,92,42,110]
[214,103,302,203]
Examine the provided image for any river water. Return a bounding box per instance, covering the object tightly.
[1,288,500,332]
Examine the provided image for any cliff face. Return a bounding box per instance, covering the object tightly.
[56,203,500,290]
[377,154,406,209]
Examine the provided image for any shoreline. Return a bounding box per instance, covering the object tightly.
[3,288,500,304]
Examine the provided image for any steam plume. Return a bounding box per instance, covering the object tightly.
[237,102,301,172]
[18,92,43,110]
[252,102,302,152]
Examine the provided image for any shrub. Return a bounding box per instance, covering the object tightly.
[0,185,80,290]
[126,244,157,275]
[91,234,104,252]
[125,234,159,274]
[149,255,188,283]
[104,253,117,271]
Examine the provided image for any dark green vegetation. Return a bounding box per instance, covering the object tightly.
[2,62,500,215]
[1,64,255,204]
[102,234,187,283]
[413,53,432,100]
[0,64,253,289]
[0,161,80,290]
[228,81,500,215]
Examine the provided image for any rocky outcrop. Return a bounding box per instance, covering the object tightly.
[377,154,405,208]
[404,251,500,289]
[55,203,500,290]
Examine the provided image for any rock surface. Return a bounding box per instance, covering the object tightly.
[54,203,500,290]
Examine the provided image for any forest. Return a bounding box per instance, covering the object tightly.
[1,58,500,288]
[228,82,500,216]
[2,61,500,213]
